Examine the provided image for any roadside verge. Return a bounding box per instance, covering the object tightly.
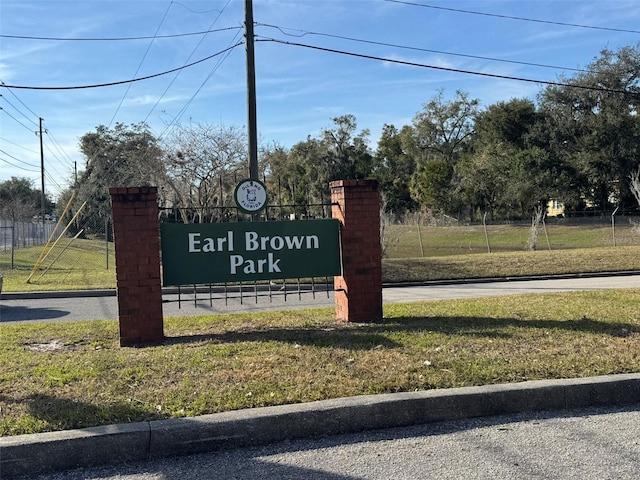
[2,373,639,478]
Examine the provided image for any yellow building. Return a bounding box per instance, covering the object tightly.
[547,199,565,217]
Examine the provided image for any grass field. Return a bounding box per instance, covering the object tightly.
[1,238,116,292]
[1,289,639,436]
[1,223,639,291]
[382,222,640,258]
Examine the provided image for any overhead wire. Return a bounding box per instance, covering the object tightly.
[256,22,593,74]
[0,26,241,42]
[0,156,39,173]
[0,137,39,154]
[43,130,76,170]
[0,82,76,196]
[0,94,39,127]
[97,0,236,196]
[108,1,174,127]
[43,143,72,177]
[2,0,637,199]
[144,0,233,126]
[0,107,36,131]
[171,2,223,15]
[0,148,39,169]
[158,28,242,140]
[0,80,64,197]
[384,0,640,35]
[256,37,640,98]
[156,0,239,139]
[0,43,243,90]
[43,169,65,194]
[0,79,40,118]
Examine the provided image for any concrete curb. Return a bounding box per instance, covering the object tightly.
[2,373,639,478]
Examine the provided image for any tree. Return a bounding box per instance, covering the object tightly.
[456,98,565,220]
[474,98,538,149]
[69,122,164,235]
[630,167,640,210]
[161,122,247,222]
[320,114,373,182]
[266,115,373,210]
[0,177,52,220]
[371,124,417,215]
[536,44,640,211]
[404,90,478,165]
[409,158,454,212]
[404,90,479,213]
[505,147,561,217]
[455,144,511,221]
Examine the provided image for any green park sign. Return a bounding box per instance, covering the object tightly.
[160,219,341,286]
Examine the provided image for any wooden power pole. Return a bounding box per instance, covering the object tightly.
[39,117,46,235]
[245,0,259,182]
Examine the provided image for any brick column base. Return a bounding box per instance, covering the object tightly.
[109,187,164,346]
[331,180,382,323]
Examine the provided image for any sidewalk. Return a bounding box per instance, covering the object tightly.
[2,373,640,478]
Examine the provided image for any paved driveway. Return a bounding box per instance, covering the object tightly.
[1,274,639,323]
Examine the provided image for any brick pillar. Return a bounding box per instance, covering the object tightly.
[331,180,382,323]
[109,186,164,346]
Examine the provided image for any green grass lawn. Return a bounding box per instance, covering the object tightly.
[382,223,639,258]
[1,289,639,436]
[383,246,640,283]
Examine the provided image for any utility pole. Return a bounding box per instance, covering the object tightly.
[39,117,46,236]
[245,0,259,181]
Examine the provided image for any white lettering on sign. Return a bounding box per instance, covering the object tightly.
[184,227,328,279]
[188,231,234,253]
[230,253,282,274]
[245,232,320,251]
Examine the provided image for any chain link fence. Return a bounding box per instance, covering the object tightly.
[3,191,639,292]
[382,214,640,258]
[0,209,114,290]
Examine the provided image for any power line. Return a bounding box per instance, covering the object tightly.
[0,42,244,90]
[256,23,591,74]
[385,0,640,35]
[172,2,223,15]
[0,107,35,131]
[0,156,39,173]
[42,127,76,168]
[43,143,72,179]
[159,29,241,139]
[0,148,39,168]
[144,0,233,125]
[0,80,41,118]
[44,169,65,194]
[0,137,39,154]
[0,94,39,126]
[108,0,173,127]
[0,26,242,42]
[258,37,640,97]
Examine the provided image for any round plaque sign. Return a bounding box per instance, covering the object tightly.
[234,178,268,214]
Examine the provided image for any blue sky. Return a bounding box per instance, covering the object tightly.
[1,0,639,201]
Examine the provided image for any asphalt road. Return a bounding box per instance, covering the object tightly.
[15,404,640,480]
[1,274,639,323]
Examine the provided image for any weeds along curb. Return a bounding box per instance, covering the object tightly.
[2,373,640,478]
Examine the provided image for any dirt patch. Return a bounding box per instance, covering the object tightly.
[24,340,71,352]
